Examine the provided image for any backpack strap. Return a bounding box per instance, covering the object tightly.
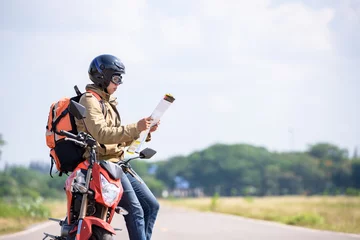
[86,90,108,150]
[50,157,54,178]
[74,85,82,96]
[49,155,66,177]
[51,108,69,135]
[86,90,108,119]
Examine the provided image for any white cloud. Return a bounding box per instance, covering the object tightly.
[245,7,330,55]
[194,0,335,62]
[160,16,202,48]
[209,95,237,113]
[2,0,148,33]
[329,0,360,57]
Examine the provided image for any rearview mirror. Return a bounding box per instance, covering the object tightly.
[139,148,157,159]
[68,100,86,120]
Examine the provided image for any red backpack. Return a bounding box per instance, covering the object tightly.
[45,86,106,176]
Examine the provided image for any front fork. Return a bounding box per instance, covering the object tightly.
[75,160,93,240]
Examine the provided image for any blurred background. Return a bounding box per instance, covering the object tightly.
[0,0,359,236]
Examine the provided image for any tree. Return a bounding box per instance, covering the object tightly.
[29,161,50,174]
[0,134,5,160]
[353,147,358,160]
[308,143,348,163]
[351,160,360,189]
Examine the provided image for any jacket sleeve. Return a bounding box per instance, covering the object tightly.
[79,94,140,144]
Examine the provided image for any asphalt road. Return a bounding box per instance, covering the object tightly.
[1,205,359,240]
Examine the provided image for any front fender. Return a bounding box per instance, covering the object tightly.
[77,216,115,240]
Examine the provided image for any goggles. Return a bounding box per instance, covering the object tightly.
[111,75,123,85]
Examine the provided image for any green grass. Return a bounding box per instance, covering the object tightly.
[161,196,360,234]
[0,198,66,235]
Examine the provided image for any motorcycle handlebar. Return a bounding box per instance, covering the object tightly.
[64,137,87,148]
[60,130,78,139]
[61,130,96,148]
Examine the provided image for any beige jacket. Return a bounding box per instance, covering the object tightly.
[75,84,144,162]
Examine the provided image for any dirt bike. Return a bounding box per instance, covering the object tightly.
[43,100,156,240]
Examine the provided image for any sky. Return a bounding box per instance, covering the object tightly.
[0,0,359,168]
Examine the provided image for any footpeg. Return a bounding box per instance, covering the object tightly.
[49,218,64,226]
[43,232,62,240]
[115,206,129,215]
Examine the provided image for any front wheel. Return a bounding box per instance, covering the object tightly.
[89,226,113,240]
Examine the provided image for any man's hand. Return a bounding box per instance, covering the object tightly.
[150,121,160,133]
[137,117,152,132]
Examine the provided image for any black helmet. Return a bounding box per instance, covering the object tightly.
[88,54,125,89]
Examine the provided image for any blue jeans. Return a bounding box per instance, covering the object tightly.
[118,169,159,240]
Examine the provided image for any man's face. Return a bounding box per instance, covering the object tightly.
[107,81,118,95]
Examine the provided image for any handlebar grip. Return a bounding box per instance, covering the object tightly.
[60,130,77,139]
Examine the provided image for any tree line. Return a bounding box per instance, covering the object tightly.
[154,143,360,196]
[0,139,359,199]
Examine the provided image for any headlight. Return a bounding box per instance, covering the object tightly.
[100,174,120,206]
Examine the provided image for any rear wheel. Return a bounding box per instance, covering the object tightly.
[89,226,113,240]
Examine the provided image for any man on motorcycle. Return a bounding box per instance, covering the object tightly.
[75,54,159,240]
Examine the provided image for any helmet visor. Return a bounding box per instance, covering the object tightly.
[111,75,123,85]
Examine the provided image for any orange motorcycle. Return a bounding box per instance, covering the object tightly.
[43,101,156,240]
